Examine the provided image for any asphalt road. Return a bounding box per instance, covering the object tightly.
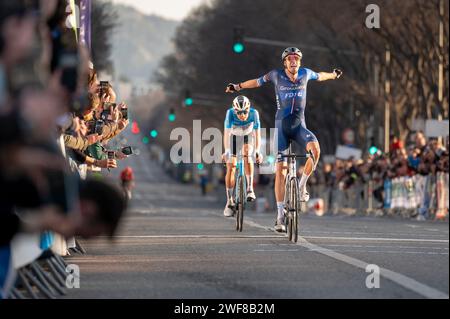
[65,142,449,300]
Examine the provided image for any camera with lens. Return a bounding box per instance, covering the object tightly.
[120,108,128,120]
[86,119,104,135]
[100,81,109,96]
[121,146,133,156]
[101,102,116,121]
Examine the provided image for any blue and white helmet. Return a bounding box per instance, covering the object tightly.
[232,95,250,112]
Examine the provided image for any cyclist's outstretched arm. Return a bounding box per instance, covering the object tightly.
[240,79,260,90]
[317,69,343,82]
[226,79,259,93]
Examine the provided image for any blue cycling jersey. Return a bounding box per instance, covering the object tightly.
[224,107,261,136]
[257,68,319,124]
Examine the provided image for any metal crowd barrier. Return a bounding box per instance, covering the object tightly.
[318,173,449,219]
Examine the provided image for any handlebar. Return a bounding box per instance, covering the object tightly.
[279,154,311,159]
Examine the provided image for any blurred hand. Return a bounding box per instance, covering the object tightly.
[79,119,88,136]
[115,151,127,160]
[256,152,263,165]
[72,117,81,137]
[111,104,121,122]
[101,93,111,103]
[95,159,117,169]
[118,119,129,130]
[87,134,100,144]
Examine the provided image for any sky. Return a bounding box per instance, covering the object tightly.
[110,0,208,21]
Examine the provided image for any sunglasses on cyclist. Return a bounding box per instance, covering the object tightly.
[236,110,248,115]
[286,55,301,62]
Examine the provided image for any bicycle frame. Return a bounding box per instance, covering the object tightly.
[234,151,247,207]
[283,147,298,205]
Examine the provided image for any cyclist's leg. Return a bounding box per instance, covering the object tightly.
[242,135,255,194]
[275,119,289,228]
[225,136,238,213]
[294,125,320,197]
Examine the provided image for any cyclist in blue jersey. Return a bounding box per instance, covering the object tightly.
[222,95,263,217]
[226,47,342,231]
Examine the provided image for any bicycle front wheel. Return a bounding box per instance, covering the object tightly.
[235,176,244,232]
[237,176,244,232]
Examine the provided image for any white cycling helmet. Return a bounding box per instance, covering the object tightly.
[232,95,250,112]
[281,47,303,62]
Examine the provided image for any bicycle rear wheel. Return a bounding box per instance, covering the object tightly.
[291,178,300,243]
[285,179,292,240]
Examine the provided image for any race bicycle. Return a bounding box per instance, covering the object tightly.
[280,145,311,243]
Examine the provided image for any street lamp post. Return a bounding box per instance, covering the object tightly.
[384,44,391,154]
[438,0,445,120]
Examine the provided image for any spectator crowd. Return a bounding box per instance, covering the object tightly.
[1,0,131,298]
[309,132,449,220]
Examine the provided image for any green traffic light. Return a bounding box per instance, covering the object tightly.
[233,42,245,54]
[369,146,378,155]
[267,155,276,164]
[197,163,204,170]
[168,114,176,122]
[184,98,193,106]
[150,130,158,138]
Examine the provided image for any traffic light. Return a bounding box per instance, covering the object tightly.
[369,137,379,155]
[184,90,193,106]
[233,27,245,54]
[150,129,158,138]
[168,108,176,122]
[131,121,140,134]
[197,163,204,171]
[369,146,379,155]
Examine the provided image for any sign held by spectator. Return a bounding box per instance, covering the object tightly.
[425,120,449,137]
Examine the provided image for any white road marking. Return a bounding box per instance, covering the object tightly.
[307,249,448,256]
[101,235,284,239]
[243,217,449,299]
[324,244,449,250]
[259,243,449,250]
[303,236,449,243]
[300,230,448,237]
[254,249,299,252]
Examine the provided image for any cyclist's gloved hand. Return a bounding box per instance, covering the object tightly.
[226,83,241,93]
[333,69,343,79]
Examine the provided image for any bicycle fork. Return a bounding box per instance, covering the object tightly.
[235,159,247,206]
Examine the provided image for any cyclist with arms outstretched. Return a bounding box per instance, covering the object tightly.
[226,47,342,232]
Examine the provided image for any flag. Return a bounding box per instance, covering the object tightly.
[79,0,92,51]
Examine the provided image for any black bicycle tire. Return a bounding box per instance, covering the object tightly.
[283,178,291,239]
[235,176,240,231]
[235,176,241,231]
[238,176,244,232]
[291,178,300,243]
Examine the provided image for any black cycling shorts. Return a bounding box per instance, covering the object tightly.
[230,135,251,156]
